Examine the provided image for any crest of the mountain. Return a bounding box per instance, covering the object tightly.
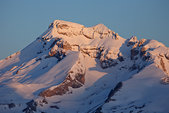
[0,20,169,113]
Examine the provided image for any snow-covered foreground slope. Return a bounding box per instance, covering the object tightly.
[100,64,169,113]
[0,20,169,113]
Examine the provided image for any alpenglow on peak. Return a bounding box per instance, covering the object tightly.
[46,20,118,40]
[0,20,169,113]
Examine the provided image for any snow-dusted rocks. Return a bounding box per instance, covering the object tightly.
[99,49,119,69]
[82,24,115,39]
[127,36,138,46]
[40,54,85,97]
[49,20,114,40]
[55,20,84,37]
[48,39,71,61]
[91,24,113,39]
[0,20,169,113]
[82,27,95,39]
[80,46,103,58]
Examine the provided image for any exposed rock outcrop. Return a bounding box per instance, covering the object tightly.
[161,76,169,84]
[127,36,138,46]
[118,52,124,62]
[131,48,139,60]
[82,27,95,39]
[94,82,123,113]
[80,46,103,58]
[23,100,37,113]
[165,53,169,60]
[55,20,84,37]
[39,58,85,97]
[47,39,72,61]
[140,46,148,57]
[138,39,146,47]
[105,82,123,103]
[160,58,167,73]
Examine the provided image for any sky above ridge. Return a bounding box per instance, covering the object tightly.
[0,0,169,60]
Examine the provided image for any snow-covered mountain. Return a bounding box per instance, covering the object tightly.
[0,20,169,113]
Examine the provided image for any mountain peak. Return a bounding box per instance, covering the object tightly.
[1,20,169,113]
[53,20,84,29]
[43,20,119,45]
[93,23,111,34]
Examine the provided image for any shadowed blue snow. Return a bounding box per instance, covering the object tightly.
[0,0,169,60]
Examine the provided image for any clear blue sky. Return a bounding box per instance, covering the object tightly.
[0,0,169,60]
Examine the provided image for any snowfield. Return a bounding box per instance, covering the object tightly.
[0,20,169,113]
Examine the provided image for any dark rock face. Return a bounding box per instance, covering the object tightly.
[105,82,123,103]
[52,50,66,61]
[40,73,85,97]
[142,54,151,61]
[127,42,136,46]
[139,46,151,61]
[80,46,124,69]
[131,49,139,60]
[94,82,123,113]
[8,103,15,109]
[81,46,120,69]
[129,64,139,71]
[118,53,124,62]
[128,38,147,61]
[0,103,16,109]
[100,59,118,69]
[48,22,53,28]
[49,39,60,49]
[127,36,138,47]
[50,105,59,109]
[160,58,167,73]
[94,107,103,113]
[36,58,42,61]
[39,61,85,97]
[165,53,169,60]
[46,39,72,61]
[140,46,147,57]
[131,49,139,56]
[23,100,37,113]
[49,40,71,56]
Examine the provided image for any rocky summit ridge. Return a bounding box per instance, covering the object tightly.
[0,20,169,113]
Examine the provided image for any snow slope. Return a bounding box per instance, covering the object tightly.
[0,20,169,113]
[101,64,169,113]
